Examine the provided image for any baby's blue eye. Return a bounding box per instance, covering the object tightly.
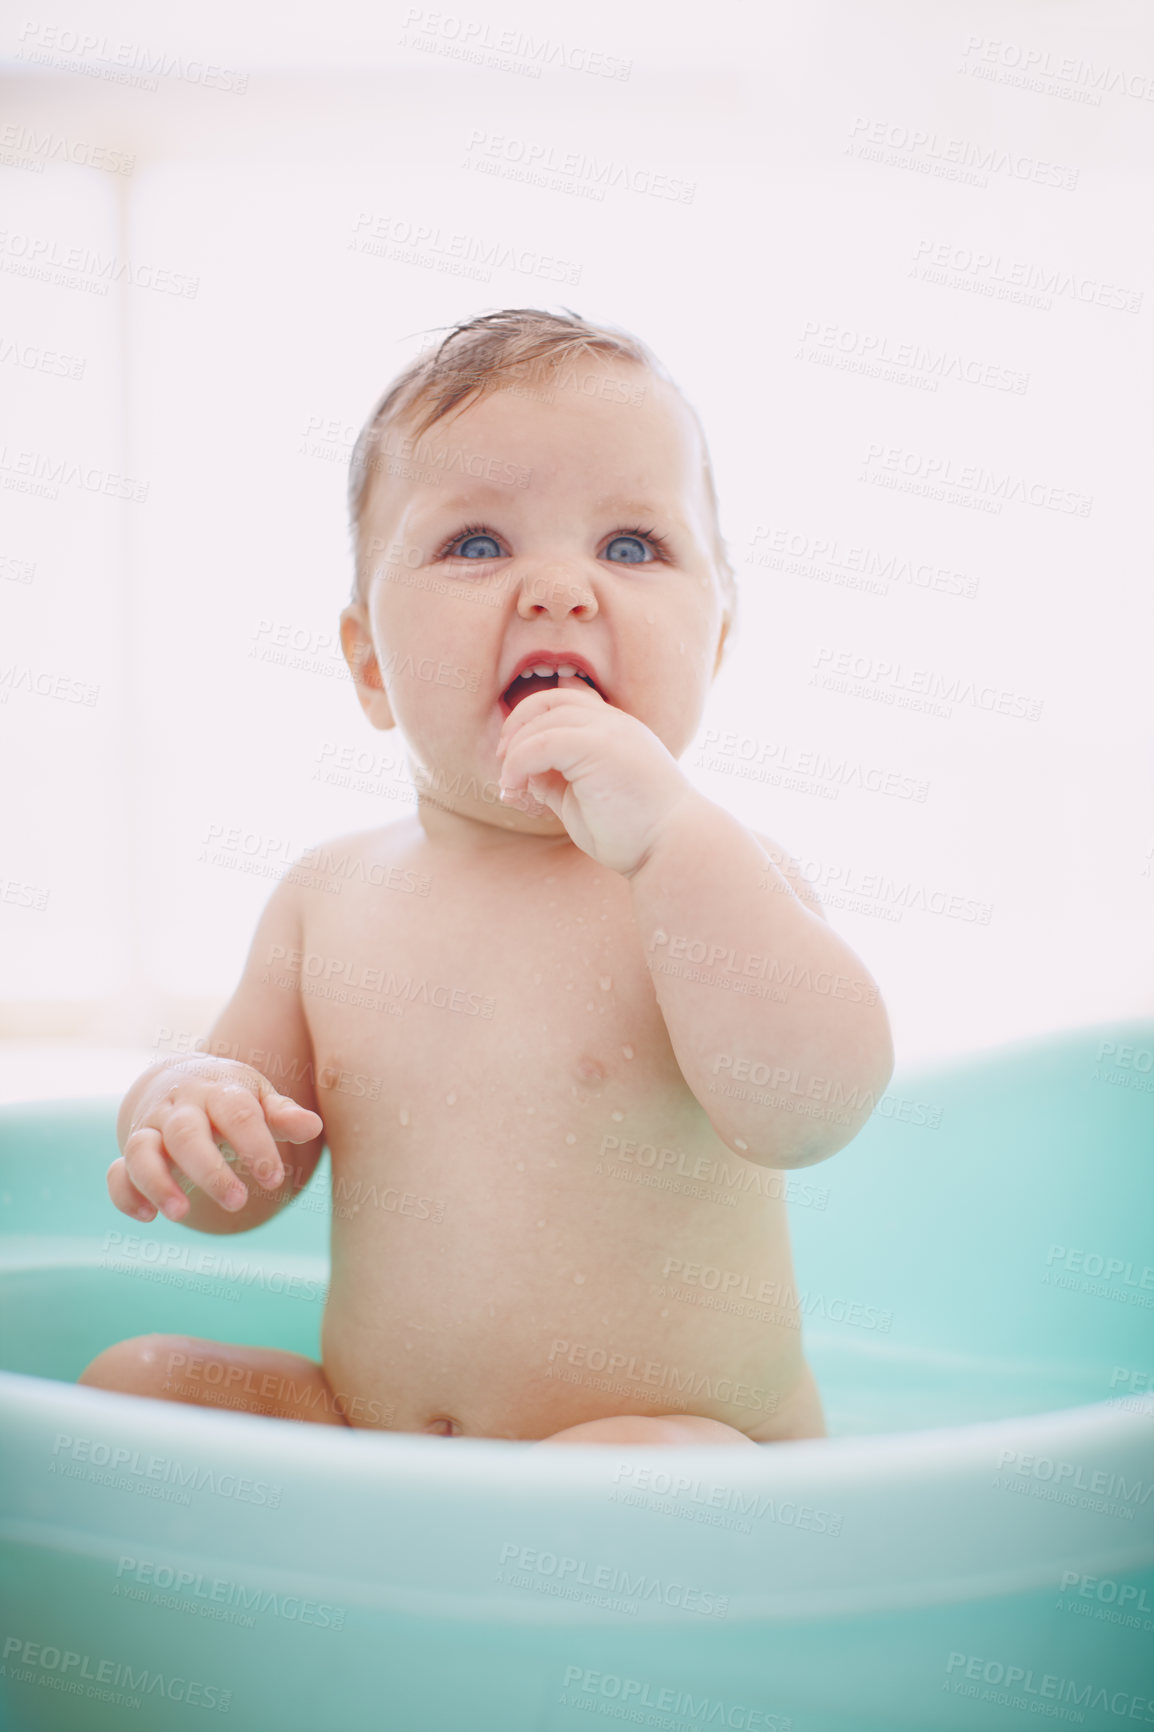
[454,533,502,559]
[603,535,652,564]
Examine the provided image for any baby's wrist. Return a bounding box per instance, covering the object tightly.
[624,787,717,881]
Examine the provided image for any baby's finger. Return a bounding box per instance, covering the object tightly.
[107,1153,159,1223]
[122,1127,194,1222]
[500,722,589,791]
[158,1104,249,1212]
[497,692,595,758]
[263,1091,324,1144]
[205,1084,285,1190]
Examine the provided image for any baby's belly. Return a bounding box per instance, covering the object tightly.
[318,1130,809,1442]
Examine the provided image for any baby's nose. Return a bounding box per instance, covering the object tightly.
[515,566,597,619]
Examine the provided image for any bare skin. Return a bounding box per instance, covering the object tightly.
[81,358,892,1445]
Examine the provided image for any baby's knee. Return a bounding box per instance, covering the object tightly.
[536,1413,758,1447]
[78,1333,183,1398]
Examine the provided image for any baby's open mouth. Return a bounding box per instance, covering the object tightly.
[500,666,604,715]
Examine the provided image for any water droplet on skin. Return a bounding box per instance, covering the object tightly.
[565,1133,577,1145]
[599,976,612,991]
[515,1161,525,1171]
[585,1002,594,1011]
[399,1107,410,1127]
[622,1045,634,1060]
[645,612,656,626]
[526,1105,536,1115]
[533,974,542,986]
[565,981,574,990]
[659,1309,669,1318]
[734,1137,749,1151]
[536,1219,546,1228]
[573,1272,586,1285]
[446,1092,456,1106]
[611,1110,624,1122]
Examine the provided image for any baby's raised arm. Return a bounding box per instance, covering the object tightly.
[108,874,325,1235]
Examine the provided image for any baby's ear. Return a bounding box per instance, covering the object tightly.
[711,612,731,680]
[340,606,395,731]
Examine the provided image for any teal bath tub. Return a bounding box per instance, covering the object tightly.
[1,1024,1152,1731]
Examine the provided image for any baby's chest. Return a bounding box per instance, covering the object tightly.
[300,871,686,1137]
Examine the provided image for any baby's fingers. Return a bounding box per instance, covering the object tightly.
[263,1092,324,1144]
[204,1084,286,1192]
[120,1127,201,1222]
[107,1151,160,1223]
[157,1104,249,1213]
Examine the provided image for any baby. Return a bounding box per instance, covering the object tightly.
[81,309,894,1448]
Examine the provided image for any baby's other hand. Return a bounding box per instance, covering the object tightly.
[108,1059,323,1224]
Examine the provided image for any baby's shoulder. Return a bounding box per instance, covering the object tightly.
[285,817,427,900]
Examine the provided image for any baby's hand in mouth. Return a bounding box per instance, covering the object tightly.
[495,681,699,876]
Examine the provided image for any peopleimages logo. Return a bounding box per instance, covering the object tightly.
[463,130,694,202]
[860,442,1092,515]
[847,116,1080,189]
[611,1463,844,1538]
[995,1448,1153,1503]
[944,1650,1154,1719]
[398,10,632,80]
[114,1556,345,1630]
[558,1665,791,1727]
[497,1544,728,1616]
[958,35,1154,104]
[1058,1570,1153,1614]
[16,21,248,92]
[992,1447,1153,1522]
[910,237,1142,314]
[811,645,1043,724]
[0,121,136,174]
[1,1636,231,1712]
[349,212,582,287]
[1045,1243,1154,1292]
[50,1434,283,1508]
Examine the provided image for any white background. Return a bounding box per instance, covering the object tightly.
[1,0,1152,1100]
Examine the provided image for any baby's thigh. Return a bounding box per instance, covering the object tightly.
[78,1334,349,1425]
[534,1413,758,1448]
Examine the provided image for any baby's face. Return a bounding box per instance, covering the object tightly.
[343,359,727,840]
